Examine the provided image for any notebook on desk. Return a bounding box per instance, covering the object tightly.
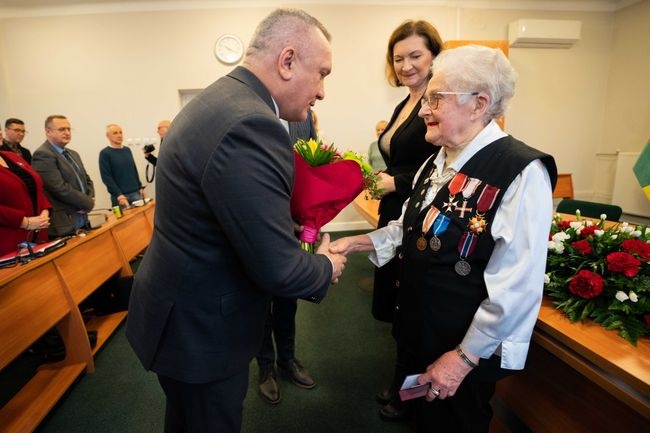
[0,238,68,268]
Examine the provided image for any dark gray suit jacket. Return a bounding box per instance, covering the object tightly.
[126,67,332,384]
[31,141,95,237]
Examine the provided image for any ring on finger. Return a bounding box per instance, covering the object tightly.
[430,387,440,397]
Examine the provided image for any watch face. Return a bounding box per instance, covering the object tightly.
[215,34,243,64]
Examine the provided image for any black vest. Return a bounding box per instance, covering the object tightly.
[394,136,557,380]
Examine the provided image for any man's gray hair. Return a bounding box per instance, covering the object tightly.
[245,8,330,59]
[432,45,517,121]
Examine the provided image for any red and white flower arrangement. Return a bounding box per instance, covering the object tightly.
[545,211,650,345]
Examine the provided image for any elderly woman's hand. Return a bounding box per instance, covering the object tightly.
[375,172,396,197]
[416,349,477,401]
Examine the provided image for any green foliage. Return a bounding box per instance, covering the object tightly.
[545,214,650,345]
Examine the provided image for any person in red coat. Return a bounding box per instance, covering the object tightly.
[0,151,52,256]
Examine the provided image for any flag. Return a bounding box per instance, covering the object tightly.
[633,140,650,201]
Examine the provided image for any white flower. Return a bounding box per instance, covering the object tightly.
[594,229,605,237]
[611,234,618,240]
[629,291,638,303]
[631,230,642,237]
[585,220,594,227]
[570,221,584,230]
[600,214,607,220]
[615,291,629,302]
[548,240,565,254]
[544,274,550,284]
[552,232,571,242]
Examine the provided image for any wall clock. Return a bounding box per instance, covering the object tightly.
[214,34,244,64]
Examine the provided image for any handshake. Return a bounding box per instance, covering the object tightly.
[315,233,372,284]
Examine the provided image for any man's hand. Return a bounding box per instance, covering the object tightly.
[316,233,346,284]
[117,194,129,207]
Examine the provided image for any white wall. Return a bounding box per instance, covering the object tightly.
[0,1,648,226]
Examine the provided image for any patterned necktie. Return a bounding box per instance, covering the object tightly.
[62,150,86,193]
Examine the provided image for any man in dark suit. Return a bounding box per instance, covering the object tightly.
[32,115,95,237]
[126,9,344,433]
[2,118,32,164]
[256,110,319,405]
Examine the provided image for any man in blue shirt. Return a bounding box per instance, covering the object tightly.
[99,124,144,207]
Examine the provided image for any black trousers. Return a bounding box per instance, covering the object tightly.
[256,297,297,371]
[157,369,248,433]
[413,379,496,433]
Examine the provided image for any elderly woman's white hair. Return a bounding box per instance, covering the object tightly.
[432,45,517,122]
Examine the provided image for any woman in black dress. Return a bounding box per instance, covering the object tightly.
[372,19,443,421]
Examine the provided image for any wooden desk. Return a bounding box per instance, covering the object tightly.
[0,202,155,433]
[352,193,380,229]
[351,194,649,431]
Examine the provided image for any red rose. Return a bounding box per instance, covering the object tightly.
[558,221,571,230]
[621,239,650,260]
[606,252,641,277]
[568,270,604,299]
[571,240,592,255]
[645,314,650,327]
[580,226,597,238]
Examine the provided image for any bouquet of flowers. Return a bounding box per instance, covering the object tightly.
[545,211,650,345]
[291,138,379,252]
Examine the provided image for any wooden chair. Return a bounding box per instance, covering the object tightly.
[556,198,622,221]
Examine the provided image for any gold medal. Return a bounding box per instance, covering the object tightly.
[416,237,427,251]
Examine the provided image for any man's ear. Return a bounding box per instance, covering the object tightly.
[278,47,296,81]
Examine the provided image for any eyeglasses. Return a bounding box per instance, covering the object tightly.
[420,92,479,110]
[7,128,27,134]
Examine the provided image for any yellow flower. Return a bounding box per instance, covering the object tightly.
[307,138,319,156]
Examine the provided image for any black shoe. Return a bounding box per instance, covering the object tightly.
[379,401,408,422]
[279,359,316,389]
[259,370,281,404]
[376,388,393,405]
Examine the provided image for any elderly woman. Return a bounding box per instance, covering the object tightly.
[331,45,557,432]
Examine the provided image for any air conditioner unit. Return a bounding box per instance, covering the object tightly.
[509,19,581,48]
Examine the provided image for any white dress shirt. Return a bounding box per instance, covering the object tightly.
[367,120,553,370]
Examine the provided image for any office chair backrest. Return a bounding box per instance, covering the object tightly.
[556,199,623,222]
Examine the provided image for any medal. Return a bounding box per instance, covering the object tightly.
[454,177,481,218]
[421,206,440,234]
[443,199,458,213]
[455,232,478,277]
[416,237,427,251]
[476,184,500,213]
[455,260,471,276]
[428,212,450,251]
[444,173,467,213]
[468,215,488,234]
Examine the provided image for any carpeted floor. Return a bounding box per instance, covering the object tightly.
[34,231,413,433]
